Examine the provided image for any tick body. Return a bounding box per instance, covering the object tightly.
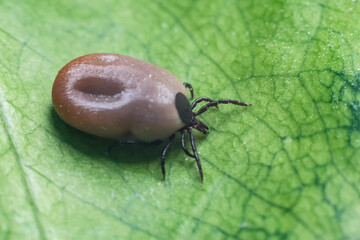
[52,53,251,182]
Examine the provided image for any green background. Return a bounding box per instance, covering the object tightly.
[1,0,359,239]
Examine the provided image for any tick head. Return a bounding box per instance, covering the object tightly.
[175,92,194,125]
[175,92,209,135]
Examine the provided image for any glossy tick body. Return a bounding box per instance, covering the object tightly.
[52,53,251,182]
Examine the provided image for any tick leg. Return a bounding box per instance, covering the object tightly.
[183,82,194,99]
[195,99,252,116]
[180,130,195,158]
[191,97,216,110]
[107,140,137,155]
[161,134,175,180]
[187,128,203,183]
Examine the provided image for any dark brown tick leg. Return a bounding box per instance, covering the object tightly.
[195,99,252,116]
[107,140,137,155]
[191,97,216,110]
[180,130,195,158]
[187,128,203,183]
[161,134,175,180]
[183,82,194,99]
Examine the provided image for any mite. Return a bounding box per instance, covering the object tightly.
[52,53,251,182]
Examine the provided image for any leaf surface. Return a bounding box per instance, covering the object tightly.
[0,0,359,239]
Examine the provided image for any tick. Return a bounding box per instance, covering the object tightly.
[52,53,251,182]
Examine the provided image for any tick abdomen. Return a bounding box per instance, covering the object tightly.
[52,53,188,142]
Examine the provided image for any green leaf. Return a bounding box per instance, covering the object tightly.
[0,0,359,239]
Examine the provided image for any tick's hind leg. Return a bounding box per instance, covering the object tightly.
[180,128,204,182]
[195,99,252,116]
[161,134,175,180]
[187,127,203,183]
[180,130,195,158]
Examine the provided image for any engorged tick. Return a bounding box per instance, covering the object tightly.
[52,53,251,182]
